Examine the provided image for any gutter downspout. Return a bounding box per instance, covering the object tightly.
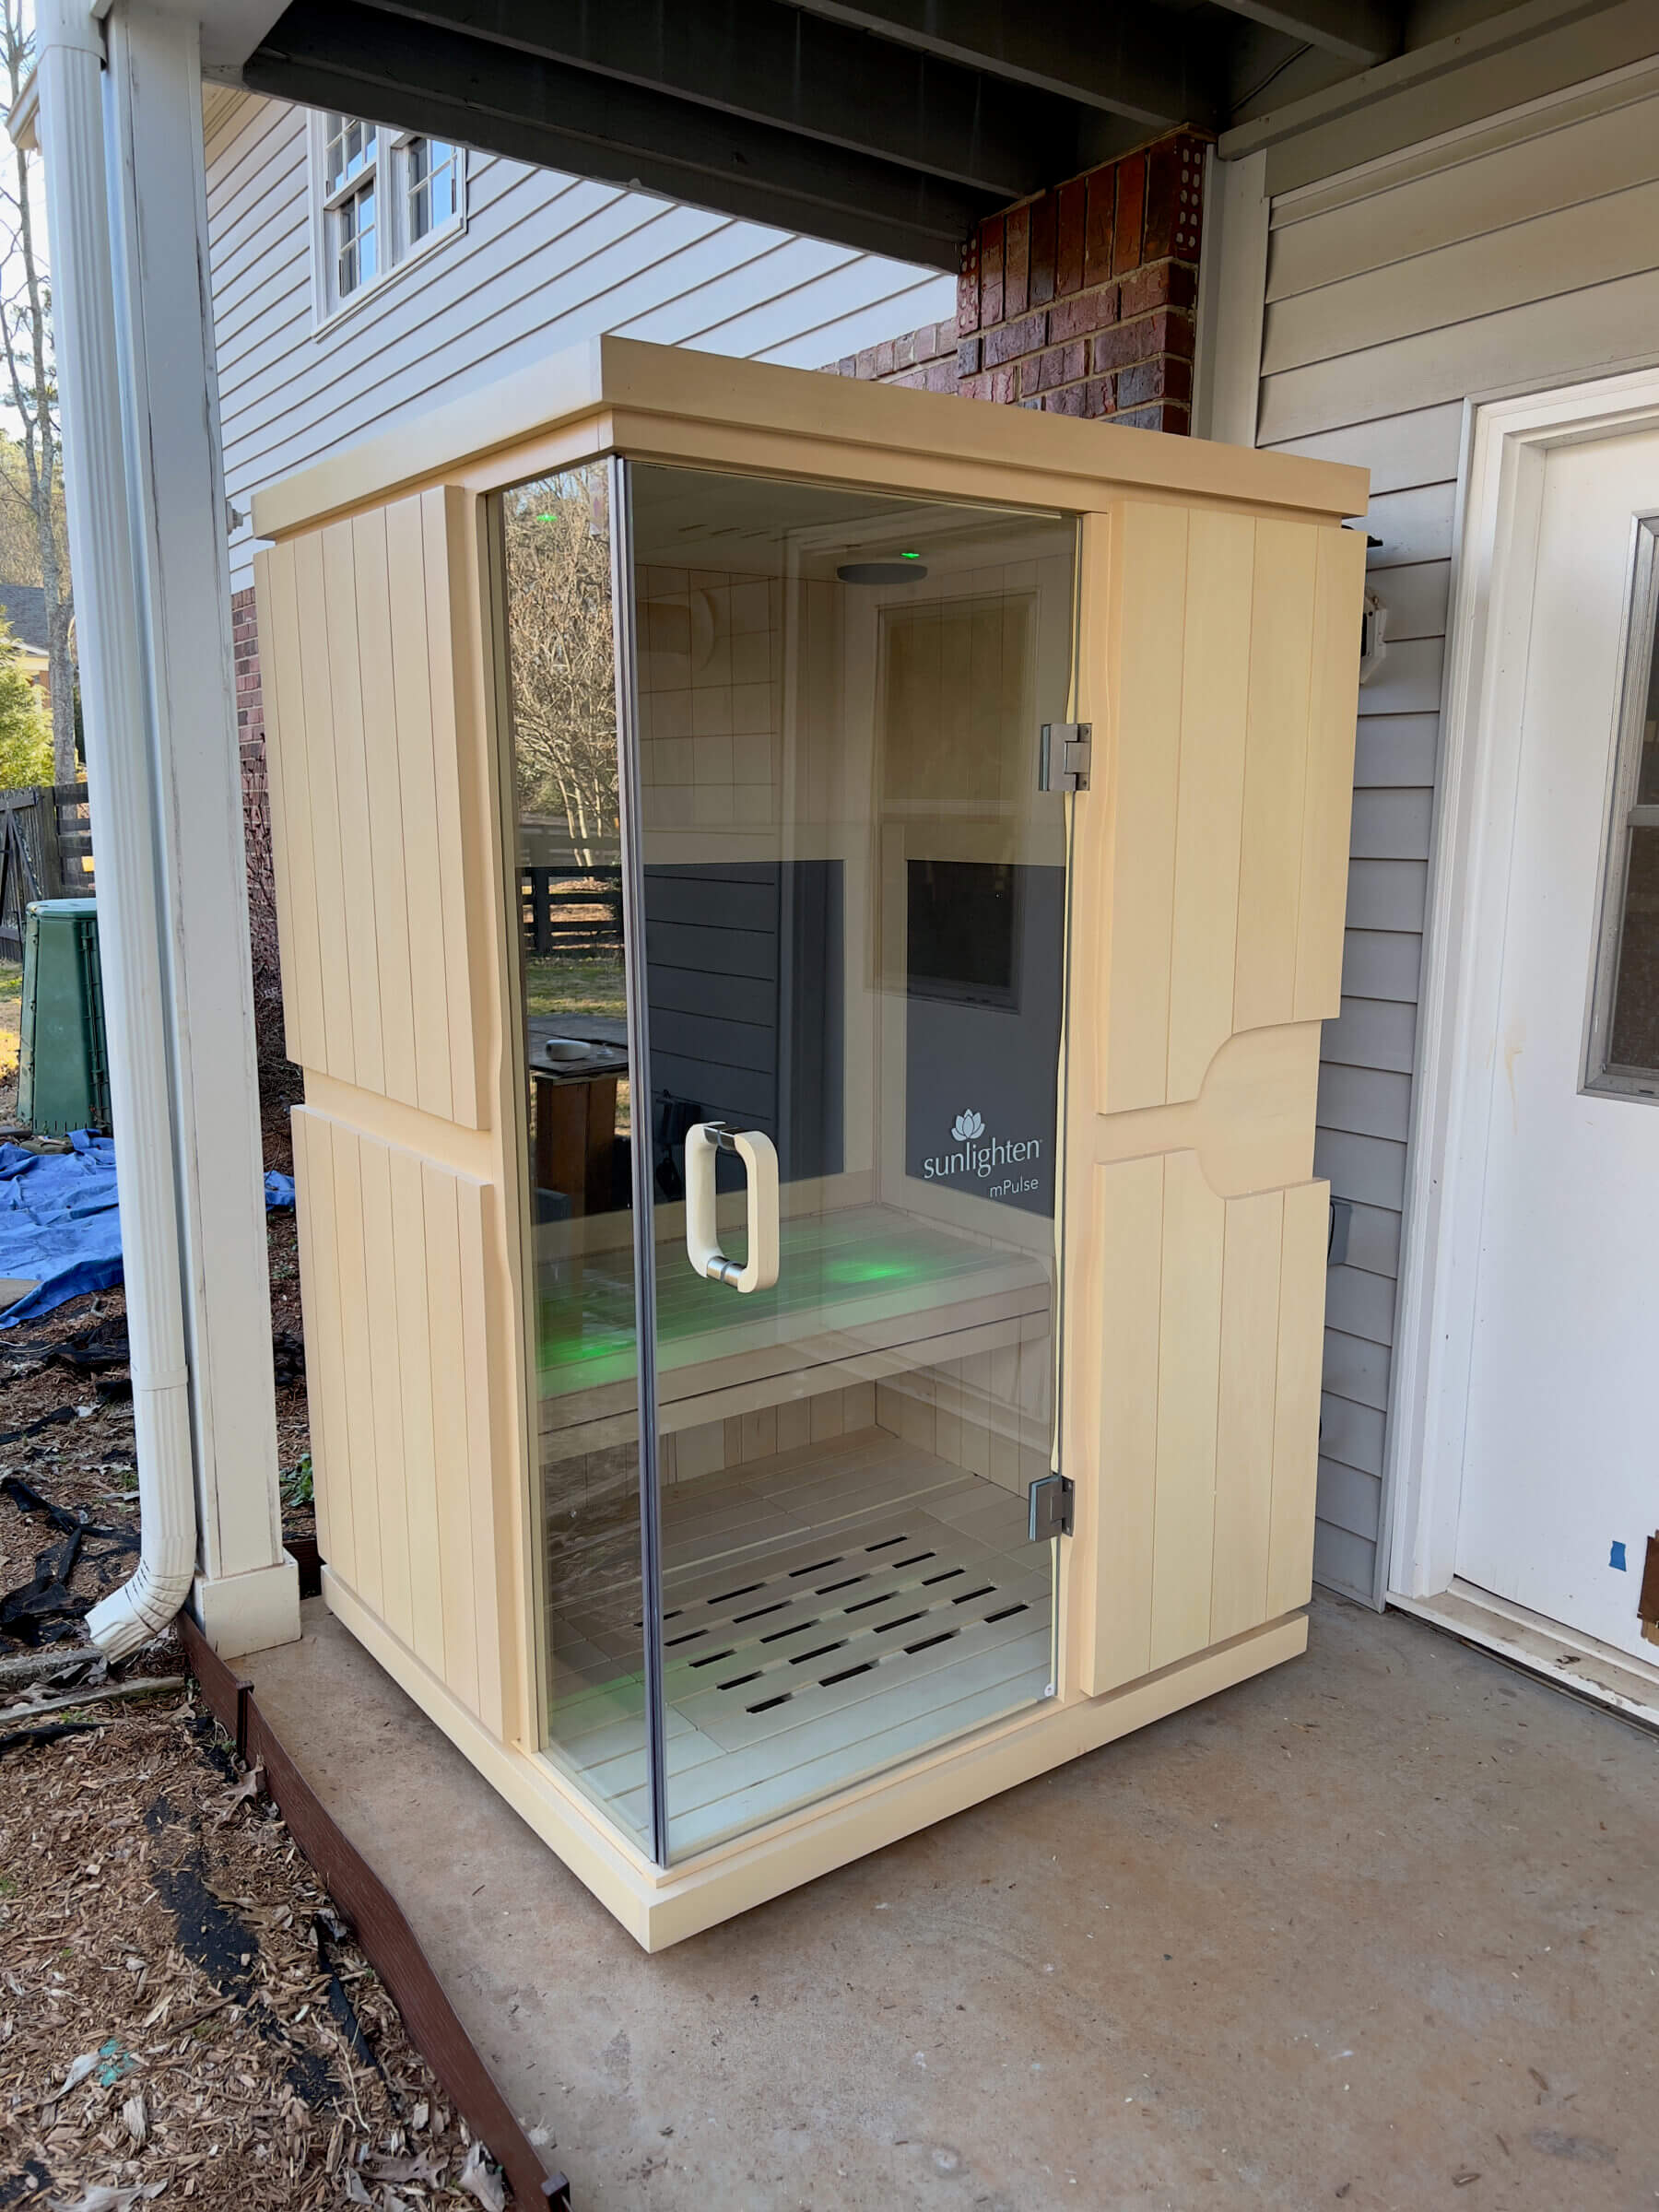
[29,0,196,1657]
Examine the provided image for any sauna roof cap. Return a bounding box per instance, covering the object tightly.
[252,333,1369,544]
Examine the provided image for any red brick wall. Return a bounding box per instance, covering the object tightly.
[825,129,1207,436]
[828,317,959,394]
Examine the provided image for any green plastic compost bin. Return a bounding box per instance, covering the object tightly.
[18,898,110,1136]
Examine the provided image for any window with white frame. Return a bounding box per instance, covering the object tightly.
[316,114,464,319]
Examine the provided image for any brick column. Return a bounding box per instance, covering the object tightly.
[824,128,1208,436]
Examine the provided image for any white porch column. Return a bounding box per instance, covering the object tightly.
[33,0,298,1657]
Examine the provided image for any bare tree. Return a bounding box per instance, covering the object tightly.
[0,0,75,783]
[502,469,618,866]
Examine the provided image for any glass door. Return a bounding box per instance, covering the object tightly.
[501,458,1077,1865]
[626,465,1077,1861]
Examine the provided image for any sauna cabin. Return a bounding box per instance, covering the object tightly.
[253,336,1368,1949]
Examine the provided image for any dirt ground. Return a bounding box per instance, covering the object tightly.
[0,1086,511,2205]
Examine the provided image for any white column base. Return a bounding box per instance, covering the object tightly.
[192,1552,301,1660]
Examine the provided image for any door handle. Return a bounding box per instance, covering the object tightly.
[685,1122,779,1293]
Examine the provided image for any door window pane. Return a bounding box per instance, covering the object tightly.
[1609,825,1659,1071]
[500,465,653,1848]
[628,467,1077,1860]
[1594,521,1659,1088]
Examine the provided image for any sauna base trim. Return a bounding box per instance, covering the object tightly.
[323,1563,1308,1951]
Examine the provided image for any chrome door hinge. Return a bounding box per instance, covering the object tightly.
[1028,1473,1075,1542]
[1038,723,1092,793]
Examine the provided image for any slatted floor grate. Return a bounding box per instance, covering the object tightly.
[640,1522,1037,1720]
[543,1429,1054,1853]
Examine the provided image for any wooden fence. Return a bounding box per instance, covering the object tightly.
[520,865,622,959]
[0,783,93,962]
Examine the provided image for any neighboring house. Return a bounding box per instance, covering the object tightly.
[0,581,53,703]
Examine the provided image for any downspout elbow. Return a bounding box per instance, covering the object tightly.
[86,1370,195,1659]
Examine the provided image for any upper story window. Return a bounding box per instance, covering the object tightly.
[314,113,465,323]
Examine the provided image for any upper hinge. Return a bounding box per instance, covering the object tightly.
[1038,723,1092,794]
[1028,1472,1074,1542]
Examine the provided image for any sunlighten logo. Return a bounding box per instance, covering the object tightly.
[923,1108,1041,1199]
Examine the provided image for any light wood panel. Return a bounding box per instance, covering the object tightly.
[1077,1156,1163,1694]
[1149,1153,1226,1671]
[1209,1189,1286,1646]
[292,1106,502,1728]
[1071,496,1360,1698]
[1167,512,1254,1102]
[1100,500,1187,1114]
[1235,521,1317,1034]
[253,492,484,1126]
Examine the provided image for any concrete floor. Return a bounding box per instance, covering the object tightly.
[246,1594,1659,2211]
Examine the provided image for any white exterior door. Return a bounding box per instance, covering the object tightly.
[1453,428,1659,1662]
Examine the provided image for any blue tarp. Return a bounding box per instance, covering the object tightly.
[0,1132,296,1326]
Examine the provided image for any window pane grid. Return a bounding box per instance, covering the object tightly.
[335,180,377,299]
[324,113,375,195]
[407,137,458,242]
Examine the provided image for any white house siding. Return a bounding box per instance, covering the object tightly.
[205,95,959,594]
[1252,56,1659,1602]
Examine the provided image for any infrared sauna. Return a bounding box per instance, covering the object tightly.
[255,336,1368,1947]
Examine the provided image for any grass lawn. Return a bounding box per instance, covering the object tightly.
[524,952,625,1022]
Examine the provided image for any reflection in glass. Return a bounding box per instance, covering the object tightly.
[502,460,1081,1864]
[500,465,652,1848]
[1610,826,1659,1072]
[1608,583,1659,1077]
[629,468,1077,1860]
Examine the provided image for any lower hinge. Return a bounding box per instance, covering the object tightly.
[1038,723,1092,794]
[1028,1473,1075,1542]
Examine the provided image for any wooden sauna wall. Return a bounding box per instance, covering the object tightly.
[1064,501,1366,1697]
[257,484,524,1741]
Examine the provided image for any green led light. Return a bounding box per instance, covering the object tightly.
[900,549,922,559]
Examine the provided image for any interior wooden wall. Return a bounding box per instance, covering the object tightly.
[1065,500,1366,1695]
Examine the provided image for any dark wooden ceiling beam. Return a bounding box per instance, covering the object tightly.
[1205,0,1399,66]
[355,0,1089,199]
[779,0,1225,130]
[246,0,995,267]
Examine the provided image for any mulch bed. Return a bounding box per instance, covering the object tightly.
[0,1685,506,2208]
[0,1107,522,2207]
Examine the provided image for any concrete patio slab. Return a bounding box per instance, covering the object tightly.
[243,1593,1659,2210]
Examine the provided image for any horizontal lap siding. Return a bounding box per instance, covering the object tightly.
[1255,69,1659,1603]
[205,95,957,593]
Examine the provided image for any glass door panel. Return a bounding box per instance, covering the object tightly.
[500,462,656,1849]
[626,465,1077,1861]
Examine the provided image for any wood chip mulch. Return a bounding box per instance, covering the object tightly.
[0,1109,518,2209]
[0,1687,508,2209]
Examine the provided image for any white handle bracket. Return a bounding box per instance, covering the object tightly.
[685,1122,779,1294]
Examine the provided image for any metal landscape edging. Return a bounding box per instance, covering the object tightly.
[179,1611,570,2209]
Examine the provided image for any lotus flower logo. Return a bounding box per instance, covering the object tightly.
[952,1109,984,1142]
